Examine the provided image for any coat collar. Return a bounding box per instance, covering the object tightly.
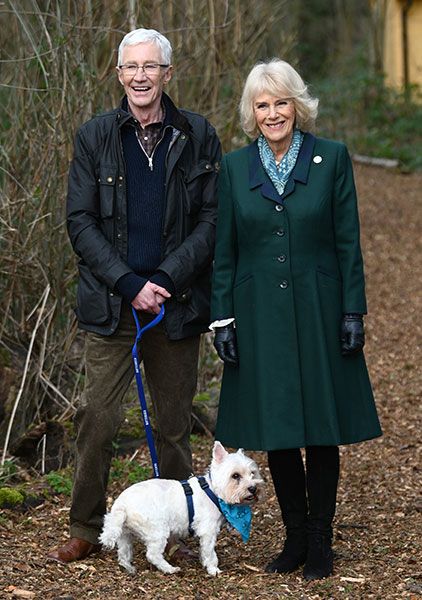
[116,92,191,135]
[248,132,316,202]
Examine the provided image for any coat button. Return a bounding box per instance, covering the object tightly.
[277,255,286,263]
[279,280,289,289]
[107,176,113,183]
[276,229,285,236]
[117,233,121,238]
[275,204,284,212]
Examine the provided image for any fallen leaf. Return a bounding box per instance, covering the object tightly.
[340,576,366,583]
[11,590,36,599]
[242,563,261,572]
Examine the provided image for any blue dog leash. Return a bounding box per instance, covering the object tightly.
[131,305,165,478]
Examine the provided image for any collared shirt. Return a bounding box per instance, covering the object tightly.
[133,104,166,157]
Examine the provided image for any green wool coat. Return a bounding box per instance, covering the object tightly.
[211,133,382,451]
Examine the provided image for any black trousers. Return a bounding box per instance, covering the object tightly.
[268,446,340,537]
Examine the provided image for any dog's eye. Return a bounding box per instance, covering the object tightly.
[231,472,241,480]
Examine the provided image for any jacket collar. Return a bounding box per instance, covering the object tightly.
[248,132,316,202]
[116,92,191,135]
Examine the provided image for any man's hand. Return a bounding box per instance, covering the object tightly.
[131,282,171,314]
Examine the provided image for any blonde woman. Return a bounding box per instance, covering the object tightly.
[211,59,381,580]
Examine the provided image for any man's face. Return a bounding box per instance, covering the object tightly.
[117,42,172,117]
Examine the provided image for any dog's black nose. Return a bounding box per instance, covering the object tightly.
[248,485,257,494]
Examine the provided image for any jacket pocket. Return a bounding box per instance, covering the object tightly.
[234,273,253,288]
[98,165,117,218]
[316,266,341,282]
[180,160,214,214]
[75,263,111,325]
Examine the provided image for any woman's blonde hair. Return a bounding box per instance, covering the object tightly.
[239,59,319,138]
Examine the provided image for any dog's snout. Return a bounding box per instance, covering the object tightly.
[248,485,257,494]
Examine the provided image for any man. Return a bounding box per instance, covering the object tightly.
[48,28,221,563]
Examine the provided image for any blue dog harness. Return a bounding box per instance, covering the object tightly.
[180,476,252,542]
[180,476,221,536]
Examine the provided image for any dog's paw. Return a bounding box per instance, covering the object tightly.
[119,562,136,575]
[206,566,221,576]
[162,565,181,575]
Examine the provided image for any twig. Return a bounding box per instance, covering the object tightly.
[191,411,214,438]
[40,433,47,475]
[1,284,51,466]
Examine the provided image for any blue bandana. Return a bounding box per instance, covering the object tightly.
[258,128,304,195]
[218,500,252,542]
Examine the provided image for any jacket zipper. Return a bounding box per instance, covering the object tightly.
[135,125,172,171]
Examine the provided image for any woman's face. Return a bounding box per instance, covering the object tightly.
[253,93,296,151]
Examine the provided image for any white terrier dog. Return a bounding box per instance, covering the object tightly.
[100,441,263,576]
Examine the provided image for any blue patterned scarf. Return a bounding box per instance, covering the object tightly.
[258,129,304,195]
[218,499,252,542]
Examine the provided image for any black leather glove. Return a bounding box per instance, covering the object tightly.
[213,324,238,366]
[341,314,365,355]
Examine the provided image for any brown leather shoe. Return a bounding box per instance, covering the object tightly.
[47,537,101,564]
[166,539,197,561]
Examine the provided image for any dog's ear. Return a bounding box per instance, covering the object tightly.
[213,441,228,463]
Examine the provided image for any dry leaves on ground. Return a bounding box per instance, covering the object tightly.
[1,164,421,599]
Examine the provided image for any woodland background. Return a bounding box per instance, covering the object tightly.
[1,2,421,599]
[0,0,421,475]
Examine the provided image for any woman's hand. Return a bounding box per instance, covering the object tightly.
[341,314,365,355]
[213,324,239,366]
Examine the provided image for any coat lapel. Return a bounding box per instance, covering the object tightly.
[248,133,316,203]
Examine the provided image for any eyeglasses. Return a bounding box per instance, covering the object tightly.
[118,63,170,76]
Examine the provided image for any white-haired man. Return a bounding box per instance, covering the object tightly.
[48,28,221,563]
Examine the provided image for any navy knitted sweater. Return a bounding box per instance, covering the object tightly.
[115,121,174,302]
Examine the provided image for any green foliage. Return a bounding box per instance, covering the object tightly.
[193,392,210,404]
[110,458,151,485]
[45,469,73,496]
[0,460,18,485]
[0,487,25,507]
[316,52,422,171]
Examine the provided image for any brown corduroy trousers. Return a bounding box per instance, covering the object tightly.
[69,303,200,544]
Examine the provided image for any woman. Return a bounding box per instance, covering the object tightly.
[211,59,382,581]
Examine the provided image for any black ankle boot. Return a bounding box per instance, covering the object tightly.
[265,531,307,573]
[303,533,333,580]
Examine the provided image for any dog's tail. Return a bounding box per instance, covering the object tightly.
[99,504,126,549]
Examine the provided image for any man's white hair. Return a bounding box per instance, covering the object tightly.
[117,28,172,66]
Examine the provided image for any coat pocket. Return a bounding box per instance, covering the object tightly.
[316,266,341,282]
[234,273,253,288]
[180,160,214,214]
[75,263,111,325]
[98,165,117,218]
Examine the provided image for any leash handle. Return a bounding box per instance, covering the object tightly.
[132,305,165,340]
[131,305,165,478]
